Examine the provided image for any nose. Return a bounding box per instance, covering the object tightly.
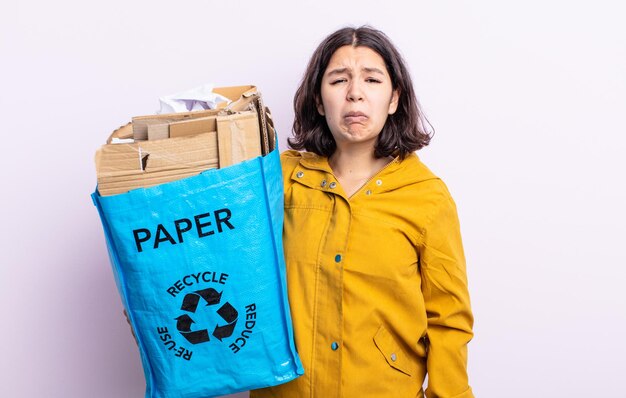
[346,81,364,102]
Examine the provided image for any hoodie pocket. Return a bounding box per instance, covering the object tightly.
[373,324,415,376]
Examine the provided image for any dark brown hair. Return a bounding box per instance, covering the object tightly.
[290,26,433,159]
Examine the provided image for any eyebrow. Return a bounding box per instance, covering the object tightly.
[326,67,386,76]
[363,67,385,75]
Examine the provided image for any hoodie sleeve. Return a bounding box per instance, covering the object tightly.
[419,182,474,398]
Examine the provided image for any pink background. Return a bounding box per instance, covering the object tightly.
[1,1,625,397]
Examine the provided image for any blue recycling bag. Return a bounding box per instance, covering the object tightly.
[92,147,303,398]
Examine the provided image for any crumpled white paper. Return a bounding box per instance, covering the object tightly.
[158,83,231,114]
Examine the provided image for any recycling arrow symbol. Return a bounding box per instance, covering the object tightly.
[175,288,238,345]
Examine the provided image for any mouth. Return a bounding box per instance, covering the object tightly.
[344,111,368,124]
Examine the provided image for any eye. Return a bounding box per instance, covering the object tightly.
[366,77,382,83]
[330,78,347,85]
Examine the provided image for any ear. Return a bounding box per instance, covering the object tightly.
[388,89,400,115]
[316,97,325,116]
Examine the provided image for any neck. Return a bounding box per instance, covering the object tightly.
[328,143,391,181]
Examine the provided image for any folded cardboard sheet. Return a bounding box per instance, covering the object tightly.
[95,133,218,196]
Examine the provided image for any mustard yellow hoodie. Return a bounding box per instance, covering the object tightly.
[252,150,474,398]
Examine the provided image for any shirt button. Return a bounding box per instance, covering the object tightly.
[390,353,397,362]
[376,179,383,186]
[296,171,304,178]
[321,179,327,187]
[365,189,372,195]
[331,342,339,351]
[329,182,337,189]
[335,254,342,263]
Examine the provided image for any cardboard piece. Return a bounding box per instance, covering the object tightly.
[147,123,169,141]
[216,112,261,167]
[95,133,218,196]
[169,116,217,138]
[167,111,262,167]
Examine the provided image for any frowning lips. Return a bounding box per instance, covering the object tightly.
[344,111,368,123]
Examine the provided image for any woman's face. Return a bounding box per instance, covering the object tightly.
[318,45,399,152]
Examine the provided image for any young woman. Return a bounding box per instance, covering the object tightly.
[251,26,474,398]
